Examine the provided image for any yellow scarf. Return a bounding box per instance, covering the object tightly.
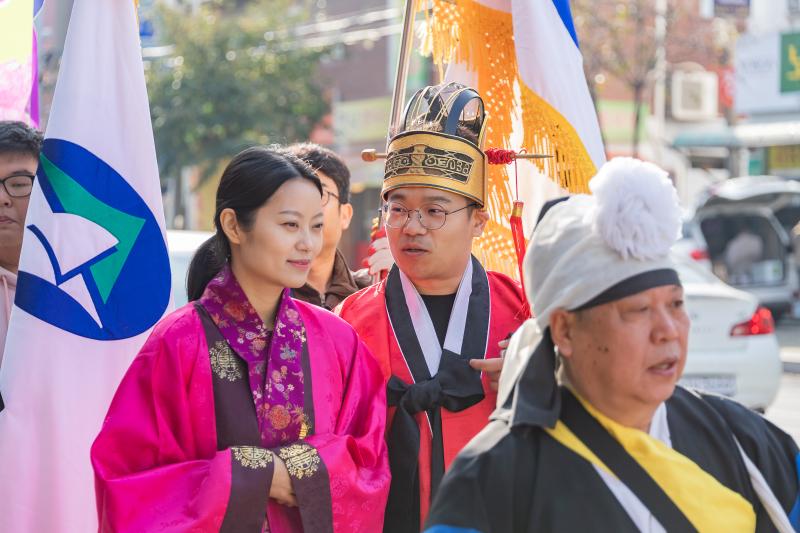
[545,392,756,532]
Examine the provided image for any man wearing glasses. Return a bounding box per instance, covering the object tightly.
[288,143,392,309]
[337,83,527,533]
[0,121,42,371]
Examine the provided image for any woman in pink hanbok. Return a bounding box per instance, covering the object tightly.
[91,147,390,533]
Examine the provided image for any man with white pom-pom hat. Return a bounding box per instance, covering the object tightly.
[423,158,800,533]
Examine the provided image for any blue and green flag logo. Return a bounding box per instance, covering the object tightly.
[16,139,170,340]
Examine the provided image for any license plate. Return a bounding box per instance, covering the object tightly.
[679,375,737,397]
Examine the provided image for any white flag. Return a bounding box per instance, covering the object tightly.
[0,0,171,531]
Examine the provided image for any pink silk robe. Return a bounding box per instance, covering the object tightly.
[91,300,390,532]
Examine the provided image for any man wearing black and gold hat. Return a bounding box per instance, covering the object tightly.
[337,83,528,532]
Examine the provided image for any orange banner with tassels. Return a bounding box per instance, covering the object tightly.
[418,0,606,278]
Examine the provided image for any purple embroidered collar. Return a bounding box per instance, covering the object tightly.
[199,264,307,447]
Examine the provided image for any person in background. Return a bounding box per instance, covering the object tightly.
[0,120,42,368]
[724,220,764,284]
[288,143,392,310]
[92,147,390,532]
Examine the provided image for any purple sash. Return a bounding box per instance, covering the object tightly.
[200,265,307,447]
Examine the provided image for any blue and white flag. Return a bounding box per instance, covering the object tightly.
[0,0,171,530]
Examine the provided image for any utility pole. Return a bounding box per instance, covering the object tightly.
[652,0,668,167]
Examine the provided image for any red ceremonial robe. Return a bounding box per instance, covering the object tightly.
[91,297,390,532]
[337,257,527,531]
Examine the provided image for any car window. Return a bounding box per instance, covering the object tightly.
[699,213,785,259]
[775,205,800,233]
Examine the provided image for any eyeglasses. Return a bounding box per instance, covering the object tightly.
[321,189,340,207]
[0,173,34,198]
[381,201,477,230]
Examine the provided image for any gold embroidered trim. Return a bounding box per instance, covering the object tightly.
[210,341,243,381]
[278,443,320,479]
[232,446,273,469]
[385,143,475,183]
[299,417,311,440]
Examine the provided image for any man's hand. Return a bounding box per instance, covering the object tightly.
[469,356,504,392]
[498,338,510,358]
[270,455,298,507]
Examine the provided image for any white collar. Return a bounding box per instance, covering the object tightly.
[397,259,473,376]
[648,402,671,446]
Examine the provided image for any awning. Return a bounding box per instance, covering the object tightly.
[673,120,800,149]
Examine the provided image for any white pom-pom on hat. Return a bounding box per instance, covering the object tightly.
[589,157,681,261]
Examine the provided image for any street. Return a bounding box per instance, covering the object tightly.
[765,321,800,442]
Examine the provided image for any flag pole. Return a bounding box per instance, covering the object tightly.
[367,0,417,284]
[387,0,417,149]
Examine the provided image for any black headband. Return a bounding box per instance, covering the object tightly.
[571,268,681,313]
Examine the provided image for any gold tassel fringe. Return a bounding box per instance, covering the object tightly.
[419,0,598,278]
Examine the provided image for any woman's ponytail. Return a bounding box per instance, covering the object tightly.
[186,234,228,301]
